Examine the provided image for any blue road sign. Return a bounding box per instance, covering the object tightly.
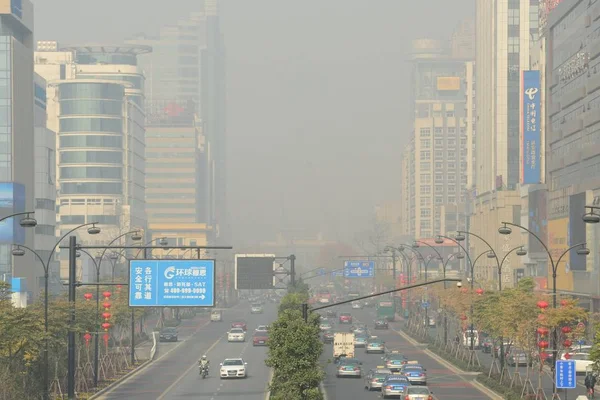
[555,360,576,389]
[343,261,375,278]
[129,259,215,307]
[422,301,430,309]
[332,270,344,277]
[318,268,326,276]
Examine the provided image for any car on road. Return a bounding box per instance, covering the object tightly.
[255,325,269,332]
[339,313,352,324]
[507,348,531,367]
[481,337,493,353]
[323,332,334,344]
[336,358,362,378]
[381,375,411,398]
[402,385,434,400]
[159,327,178,342]
[250,304,264,314]
[326,309,337,318]
[227,328,246,342]
[219,358,247,379]
[366,338,385,353]
[350,324,368,336]
[364,368,391,391]
[351,301,363,309]
[364,299,374,308]
[400,364,427,385]
[210,310,222,322]
[567,352,594,373]
[319,321,333,332]
[354,334,368,348]
[382,352,408,371]
[231,321,247,331]
[374,319,389,330]
[252,331,269,346]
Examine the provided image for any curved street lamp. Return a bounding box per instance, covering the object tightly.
[12,221,99,400]
[134,237,169,259]
[498,221,590,392]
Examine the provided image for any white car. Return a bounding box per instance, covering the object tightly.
[228,328,246,342]
[567,353,594,373]
[219,358,247,378]
[255,325,269,332]
[351,302,362,309]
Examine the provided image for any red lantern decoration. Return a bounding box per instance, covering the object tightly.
[103,302,111,309]
[476,288,484,295]
[563,339,573,347]
[561,326,572,334]
[102,291,112,299]
[564,352,572,360]
[460,288,468,294]
[539,352,549,361]
[460,315,468,321]
[83,332,92,346]
[84,293,93,301]
[101,322,111,331]
[560,299,569,307]
[537,314,546,322]
[537,327,549,336]
[103,333,109,348]
[537,300,549,310]
[102,312,111,320]
[538,340,549,349]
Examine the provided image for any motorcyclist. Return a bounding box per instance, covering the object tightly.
[199,355,210,375]
[585,371,596,397]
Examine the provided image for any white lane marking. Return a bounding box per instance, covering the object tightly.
[156,334,225,400]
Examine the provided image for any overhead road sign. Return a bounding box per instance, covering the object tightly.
[343,261,375,278]
[235,254,275,290]
[129,259,215,307]
[332,270,344,277]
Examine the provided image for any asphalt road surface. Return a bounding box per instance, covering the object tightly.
[98,302,277,400]
[320,305,493,400]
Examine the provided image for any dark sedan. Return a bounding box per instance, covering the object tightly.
[159,327,178,342]
[374,319,389,330]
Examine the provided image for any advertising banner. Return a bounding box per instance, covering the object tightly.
[0,183,25,244]
[521,70,541,184]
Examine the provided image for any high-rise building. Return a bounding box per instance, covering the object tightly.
[35,43,150,279]
[401,28,475,240]
[126,1,226,245]
[33,72,58,292]
[0,0,39,298]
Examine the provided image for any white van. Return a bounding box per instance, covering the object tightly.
[463,329,480,349]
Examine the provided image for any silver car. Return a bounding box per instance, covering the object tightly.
[403,385,434,399]
[336,361,362,378]
[400,365,427,385]
[366,339,385,353]
[364,368,391,391]
[381,375,411,398]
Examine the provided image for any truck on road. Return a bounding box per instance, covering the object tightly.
[333,332,355,362]
[376,300,396,321]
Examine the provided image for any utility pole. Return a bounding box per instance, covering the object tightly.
[290,254,296,287]
[67,236,77,399]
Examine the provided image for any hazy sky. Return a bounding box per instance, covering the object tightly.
[34,0,474,246]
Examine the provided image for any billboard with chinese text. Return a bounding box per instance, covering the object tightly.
[129,259,215,307]
[521,70,541,184]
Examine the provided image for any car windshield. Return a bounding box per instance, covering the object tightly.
[374,373,388,380]
[340,358,360,364]
[403,368,423,373]
[223,359,243,366]
[386,376,409,382]
[408,387,430,394]
[254,332,268,337]
[162,328,176,333]
[340,313,351,317]
[230,328,244,333]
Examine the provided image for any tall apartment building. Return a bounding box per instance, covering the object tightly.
[35,43,149,279]
[0,1,39,298]
[33,72,58,292]
[543,0,600,298]
[126,1,225,245]
[400,29,475,240]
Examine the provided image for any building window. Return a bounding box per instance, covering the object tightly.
[435,139,443,146]
[419,128,431,136]
[435,174,443,182]
[448,139,456,147]
[448,127,456,134]
[420,151,431,160]
[435,185,443,193]
[420,185,431,195]
[435,196,443,204]
[434,128,443,136]
[421,208,431,217]
[446,111,455,117]
[420,174,431,183]
[420,162,431,170]
[420,139,431,148]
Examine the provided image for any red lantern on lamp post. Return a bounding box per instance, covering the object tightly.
[84,293,93,301]
[537,300,549,310]
[561,326,572,334]
[476,288,484,296]
[103,302,111,310]
[538,340,549,349]
[83,332,92,346]
[537,327,549,336]
[102,312,111,320]
[460,288,468,294]
[103,333,109,348]
[101,322,111,331]
[563,339,573,347]
[102,291,112,299]
[564,352,572,360]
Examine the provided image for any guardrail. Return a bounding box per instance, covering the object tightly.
[150,331,158,360]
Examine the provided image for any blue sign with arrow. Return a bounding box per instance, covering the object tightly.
[343,261,375,278]
[129,259,216,307]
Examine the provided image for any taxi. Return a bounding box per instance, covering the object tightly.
[382,351,408,372]
[365,337,385,354]
[400,363,427,385]
[336,358,363,378]
[364,366,392,391]
[354,333,368,348]
[381,375,411,398]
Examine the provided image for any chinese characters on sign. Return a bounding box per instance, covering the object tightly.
[343,261,375,278]
[555,360,576,389]
[129,260,215,307]
[521,70,541,184]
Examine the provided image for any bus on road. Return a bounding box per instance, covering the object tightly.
[376,300,396,321]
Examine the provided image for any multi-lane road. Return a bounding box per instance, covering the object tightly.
[98,303,276,400]
[320,305,494,399]
[98,301,496,400]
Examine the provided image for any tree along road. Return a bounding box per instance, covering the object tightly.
[320,305,493,399]
[97,302,276,400]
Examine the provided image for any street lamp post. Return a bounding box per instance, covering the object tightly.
[498,221,590,394]
[440,252,464,345]
[12,221,99,400]
[413,241,444,332]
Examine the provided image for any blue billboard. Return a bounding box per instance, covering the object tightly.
[0,183,26,244]
[521,70,541,184]
[129,260,216,307]
[555,360,576,389]
[343,261,375,278]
